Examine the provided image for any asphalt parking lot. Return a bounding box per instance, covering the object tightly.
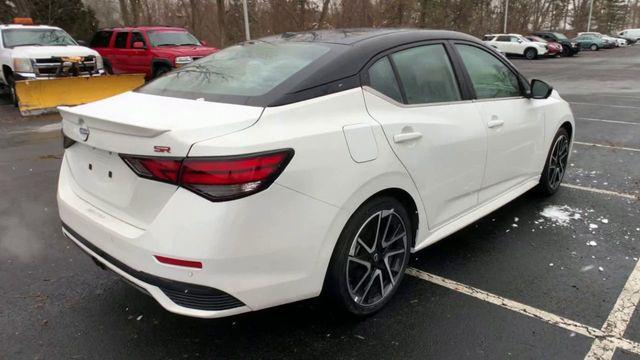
[1,46,640,360]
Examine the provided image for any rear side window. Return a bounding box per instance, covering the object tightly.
[139,42,330,98]
[114,32,128,48]
[496,36,511,42]
[367,57,402,103]
[390,44,461,104]
[90,31,112,48]
[456,44,521,99]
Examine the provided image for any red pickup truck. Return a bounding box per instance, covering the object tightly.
[89,26,218,79]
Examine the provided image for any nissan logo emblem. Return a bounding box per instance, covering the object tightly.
[78,119,90,142]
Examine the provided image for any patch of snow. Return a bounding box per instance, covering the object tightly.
[587,241,598,246]
[539,205,582,226]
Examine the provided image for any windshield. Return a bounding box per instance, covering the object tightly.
[1,28,77,48]
[139,41,331,100]
[148,31,201,47]
[553,33,568,40]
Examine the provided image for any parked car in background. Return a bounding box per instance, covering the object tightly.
[612,37,628,47]
[525,35,562,56]
[484,33,548,59]
[618,29,640,43]
[0,19,104,106]
[578,32,615,48]
[573,34,605,51]
[58,29,574,319]
[90,26,218,79]
[532,31,579,56]
[602,35,622,47]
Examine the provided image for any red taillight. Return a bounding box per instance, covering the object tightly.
[120,149,293,201]
[180,149,294,201]
[121,156,182,184]
[154,255,202,269]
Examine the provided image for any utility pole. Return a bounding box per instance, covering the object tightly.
[242,0,251,40]
[587,0,594,31]
[503,0,509,33]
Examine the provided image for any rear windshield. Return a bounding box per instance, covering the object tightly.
[138,41,331,103]
[148,31,200,47]
[2,28,77,48]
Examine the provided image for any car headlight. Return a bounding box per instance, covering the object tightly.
[174,56,193,66]
[13,58,33,73]
[95,55,104,70]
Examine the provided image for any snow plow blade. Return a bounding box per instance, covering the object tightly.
[15,74,146,116]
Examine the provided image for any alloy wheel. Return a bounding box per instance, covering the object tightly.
[547,134,569,190]
[346,209,408,307]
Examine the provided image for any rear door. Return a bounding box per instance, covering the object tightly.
[454,43,545,204]
[111,31,129,73]
[493,35,514,54]
[363,42,487,229]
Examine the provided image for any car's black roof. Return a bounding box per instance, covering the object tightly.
[260,28,483,105]
[260,28,479,45]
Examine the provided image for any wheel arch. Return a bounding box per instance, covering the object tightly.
[524,47,538,57]
[560,121,573,141]
[2,64,13,84]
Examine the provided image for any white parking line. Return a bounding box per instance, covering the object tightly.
[577,117,640,126]
[585,259,640,359]
[574,141,640,153]
[406,268,640,358]
[561,184,638,200]
[570,102,640,110]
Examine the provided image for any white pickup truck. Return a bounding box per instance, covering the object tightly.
[0,23,104,105]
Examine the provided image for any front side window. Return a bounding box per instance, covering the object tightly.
[367,57,402,103]
[1,28,76,48]
[390,44,461,104]
[456,44,521,99]
[139,42,330,98]
[130,32,146,47]
[496,36,511,42]
[147,31,200,47]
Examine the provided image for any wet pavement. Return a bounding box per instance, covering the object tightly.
[1,45,640,359]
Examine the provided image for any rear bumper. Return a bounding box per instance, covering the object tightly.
[57,152,342,318]
[62,223,250,316]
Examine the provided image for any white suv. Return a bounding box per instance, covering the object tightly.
[0,23,104,104]
[484,33,548,59]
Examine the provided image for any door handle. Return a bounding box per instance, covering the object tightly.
[487,119,505,128]
[393,132,423,143]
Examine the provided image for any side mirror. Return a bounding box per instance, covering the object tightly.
[530,79,553,99]
[77,40,87,46]
[200,40,207,46]
[132,41,145,49]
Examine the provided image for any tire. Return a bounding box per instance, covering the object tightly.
[324,196,412,316]
[153,66,171,79]
[537,127,570,196]
[104,62,113,75]
[524,48,537,60]
[590,44,598,51]
[6,73,18,107]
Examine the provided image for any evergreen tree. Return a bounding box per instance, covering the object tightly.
[29,0,99,41]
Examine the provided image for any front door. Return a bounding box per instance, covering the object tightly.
[363,43,488,229]
[454,43,545,203]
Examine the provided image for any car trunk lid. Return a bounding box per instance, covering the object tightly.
[59,92,264,229]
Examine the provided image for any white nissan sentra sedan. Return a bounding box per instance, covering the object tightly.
[58,29,574,318]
